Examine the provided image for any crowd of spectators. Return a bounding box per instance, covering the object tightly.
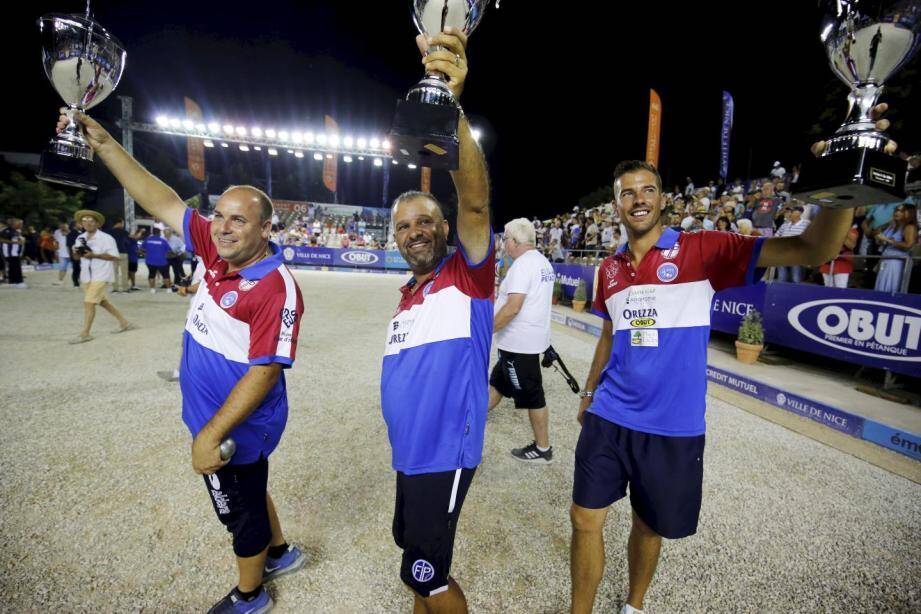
[530,161,919,293]
[269,211,390,251]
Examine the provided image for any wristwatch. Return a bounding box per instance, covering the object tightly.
[578,390,594,398]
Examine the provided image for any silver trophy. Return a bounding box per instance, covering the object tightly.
[37,11,126,190]
[391,0,496,170]
[795,0,920,208]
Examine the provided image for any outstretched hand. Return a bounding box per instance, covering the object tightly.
[811,103,898,157]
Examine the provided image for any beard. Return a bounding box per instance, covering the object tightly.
[401,230,448,275]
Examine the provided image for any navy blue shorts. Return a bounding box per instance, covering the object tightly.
[203,456,271,557]
[392,468,476,597]
[573,412,705,539]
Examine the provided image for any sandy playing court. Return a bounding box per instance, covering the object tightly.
[0,268,918,613]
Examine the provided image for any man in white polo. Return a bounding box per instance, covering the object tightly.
[488,217,557,463]
[70,209,135,344]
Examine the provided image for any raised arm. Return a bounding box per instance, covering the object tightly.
[57,110,187,232]
[419,28,491,263]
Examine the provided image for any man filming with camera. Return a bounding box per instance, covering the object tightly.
[487,218,558,464]
[69,210,135,344]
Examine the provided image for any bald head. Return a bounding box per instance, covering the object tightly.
[222,185,274,223]
[391,191,444,223]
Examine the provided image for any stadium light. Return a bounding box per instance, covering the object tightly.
[195,123,206,133]
[313,152,323,161]
[356,137,367,149]
[358,155,365,161]
[253,146,262,151]
[392,159,398,165]
[220,142,229,148]
[239,144,250,152]
[208,122,220,133]
[278,130,289,141]
[286,149,295,154]
[235,126,247,137]
[305,132,315,144]
[251,127,263,138]
[168,118,181,129]
[329,134,340,147]
[267,148,278,156]
[222,124,234,135]
[374,158,383,167]
[407,163,417,169]
[381,139,391,150]
[292,131,303,143]
[155,116,169,127]
[369,138,380,149]
[182,120,194,130]
[203,140,214,148]
[343,155,353,163]
[343,136,354,148]
[294,150,304,158]
[316,134,327,145]
[265,128,277,139]
[326,153,333,159]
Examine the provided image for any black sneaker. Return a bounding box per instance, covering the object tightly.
[511,441,553,464]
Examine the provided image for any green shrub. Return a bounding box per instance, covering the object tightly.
[738,309,764,345]
[573,279,587,302]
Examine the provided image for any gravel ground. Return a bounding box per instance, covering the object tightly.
[0,268,918,613]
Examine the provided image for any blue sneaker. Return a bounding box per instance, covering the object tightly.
[207,587,273,614]
[263,545,306,582]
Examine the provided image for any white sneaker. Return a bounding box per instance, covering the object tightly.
[150,288,156,294]
[13,283,27,289]
[621,605,644,614]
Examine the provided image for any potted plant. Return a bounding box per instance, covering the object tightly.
[735,309,764,364]
[552,279,562,305]
[572,279,587,312]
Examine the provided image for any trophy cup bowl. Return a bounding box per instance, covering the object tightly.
[37,13,126,191]
[794,0,921,208]
[391,0,491,171]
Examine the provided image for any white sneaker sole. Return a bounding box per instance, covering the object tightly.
[511,454,553,464]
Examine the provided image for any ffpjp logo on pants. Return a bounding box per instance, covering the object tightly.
[412,559,435,583]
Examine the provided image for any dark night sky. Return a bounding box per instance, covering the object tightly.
[5,1,920,224]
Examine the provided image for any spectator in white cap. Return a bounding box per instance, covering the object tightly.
[770,161,786,179]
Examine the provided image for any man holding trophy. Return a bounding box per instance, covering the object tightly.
[382,22,493,614]
[55,113,307,612]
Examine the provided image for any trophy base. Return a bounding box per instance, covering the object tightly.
[391,99,460,171]
[37,148,98,191]
[792,147,904,208]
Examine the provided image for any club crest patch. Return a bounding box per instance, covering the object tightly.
[656,263,679,283]
[220,291,239,309]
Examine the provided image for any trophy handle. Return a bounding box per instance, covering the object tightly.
[839,83,884,135]
[422,44,451,83]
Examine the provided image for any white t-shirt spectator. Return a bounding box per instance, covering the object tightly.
[54,229,69,259]
[495,249,555,354]
[601,225,614,248]
[585,222,599,247]
[549,226,563,244]
[77,230,118,283]
[777,218,810,237]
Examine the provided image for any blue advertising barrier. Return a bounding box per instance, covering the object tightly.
[280,246,409,271]
[711,283,921,378]
[707,366,920,462]
[551,263,595,303]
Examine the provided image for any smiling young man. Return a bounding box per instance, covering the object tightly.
[381,27,492,614]
[570,153,871,613]
[59,111,306,613]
